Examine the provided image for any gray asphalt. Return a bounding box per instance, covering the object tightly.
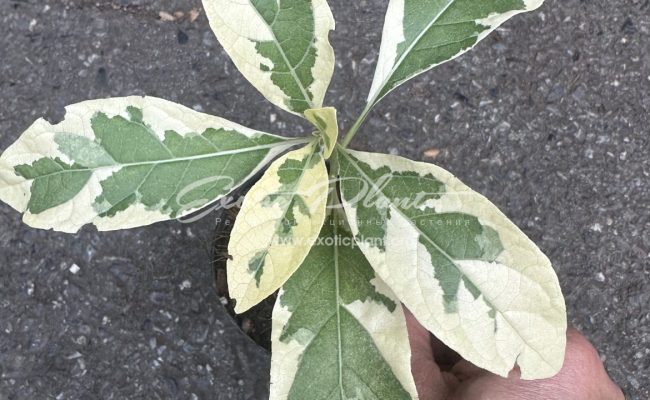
[0,0,648,399]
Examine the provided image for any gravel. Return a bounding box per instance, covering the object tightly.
[0,0,648,398]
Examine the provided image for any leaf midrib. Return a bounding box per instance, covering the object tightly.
[249,1,314,109]
[338,149,480,294]
[17,139,306,181]
[285,210,389,399]
[332,212,345,399]
[371,0,457,105]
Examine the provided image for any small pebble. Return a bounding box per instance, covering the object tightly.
[179,280,192,290]
[423,148,441,159]
[69,264,80,274]
[189,9,201,23]
[159,11,175,22]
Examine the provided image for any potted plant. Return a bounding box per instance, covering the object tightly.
[0,0,566,398]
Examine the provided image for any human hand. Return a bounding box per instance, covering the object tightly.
[405,309,625,400]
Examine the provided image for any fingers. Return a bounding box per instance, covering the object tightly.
[560,328,625,400]
[450,328,625,400]
[405,307,455,400]
[405,306,623,400]
[403,307,462,368]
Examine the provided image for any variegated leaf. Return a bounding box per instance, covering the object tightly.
[227,142,328,313]
[203,0,335,115]
[0,96,300,233]
[270,206,417,400]
[304,107,338,159]
[336,148,567,379]
[368,0,544,106]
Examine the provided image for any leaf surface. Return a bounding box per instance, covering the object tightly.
[304,107,338,159]
[368,0,544,106]
[336,148,566,379]
[0,96,297,232]
[227,142,328,313]
[203,0,335,115]
[270,207,417,400]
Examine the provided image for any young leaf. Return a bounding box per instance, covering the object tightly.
[0,96,300,233]
[202,0,335,115]
[368,0,544,107]
[227,142,328,313]
[304,107,338,159]
[336,148,567,380]
[270,207,417,400]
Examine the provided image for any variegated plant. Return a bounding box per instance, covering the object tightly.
[0,0,566,398]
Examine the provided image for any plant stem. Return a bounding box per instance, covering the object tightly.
[340,103,373,148]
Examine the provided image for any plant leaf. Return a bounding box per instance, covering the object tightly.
[368,0,544,106]
[304,107,338,159]
[336,148,567,379]
[270,206,417,400]
[203,0,335,115]
[227,142,328,313]
[0,96,299,233]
